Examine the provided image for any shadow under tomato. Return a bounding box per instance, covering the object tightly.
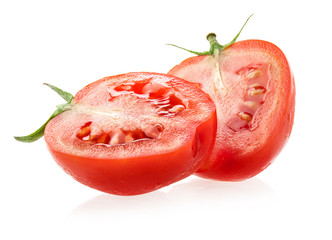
[68,176,276,220]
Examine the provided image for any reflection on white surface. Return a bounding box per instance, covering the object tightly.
[68,176,276,219]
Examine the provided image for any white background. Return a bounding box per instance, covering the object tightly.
[1,0,331,239]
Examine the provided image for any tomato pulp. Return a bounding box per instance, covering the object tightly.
[44,73,217,195]
[169,40,295,181]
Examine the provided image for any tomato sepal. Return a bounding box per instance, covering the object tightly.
[14,83,73,143]
[167,14,253,56]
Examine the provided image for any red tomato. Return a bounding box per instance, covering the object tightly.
[44,73,217,195]
[168,40,295,181]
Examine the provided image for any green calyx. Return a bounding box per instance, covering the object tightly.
[14,83,74,143]
[167,14,253,56]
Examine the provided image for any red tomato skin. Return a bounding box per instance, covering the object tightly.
[44,73,217,195]
[46,112,216,195]
[196,91,294,181]
[169,40,295,181]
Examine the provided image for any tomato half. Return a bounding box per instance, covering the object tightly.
[168,40,295,181]
[44,72,216,195]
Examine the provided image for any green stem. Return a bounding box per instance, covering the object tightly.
[223,14,254,49]
[14,107,64,143]
[206,33,224,56]
[14,83,73,143]
[167,14,254,56]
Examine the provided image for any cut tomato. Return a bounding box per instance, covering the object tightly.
[168,39,295,181]
[44,73,217,195]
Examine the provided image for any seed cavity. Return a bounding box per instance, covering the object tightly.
[227,64,271,132]
[75,121,92,140]
[143,124,164,139]
[96,133,111,144]
[108,81,186,116]
[76,122,164,146]
[236,64,262,76]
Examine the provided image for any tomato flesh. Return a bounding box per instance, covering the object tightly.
[168,40,295,181]
[44,73,216,195]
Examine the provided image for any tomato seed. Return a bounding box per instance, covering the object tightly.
[247,86,266,95]
[247,70,261,79]
[238,112,253,122]
[168,105,185,113]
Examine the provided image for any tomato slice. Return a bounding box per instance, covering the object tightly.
[44,72,216,195]
[168,40,295,181]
